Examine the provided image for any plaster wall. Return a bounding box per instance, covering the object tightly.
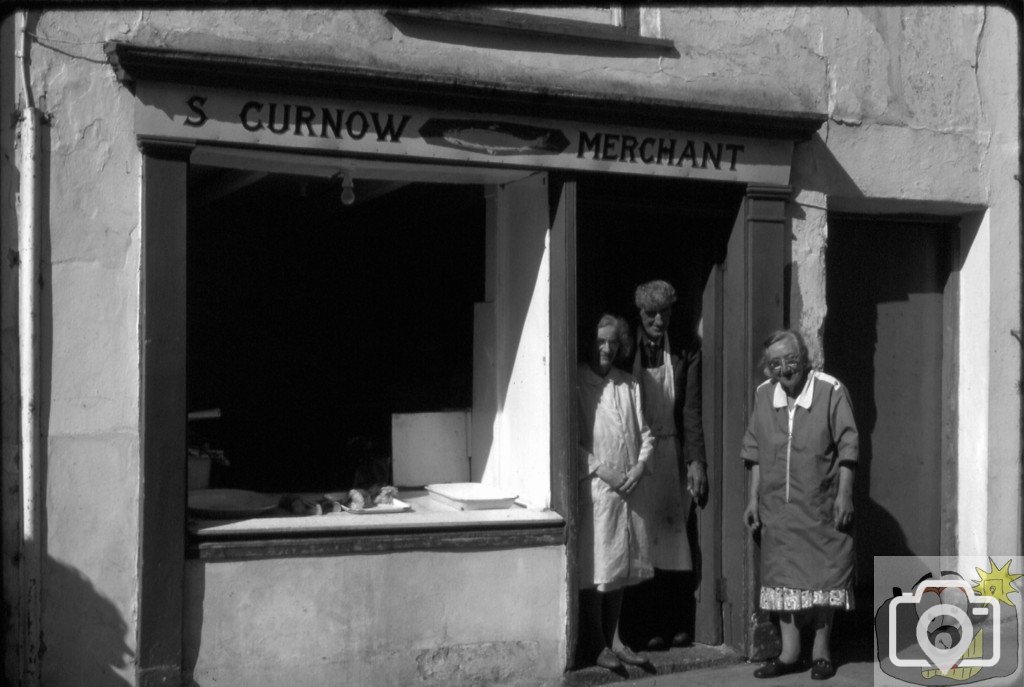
[971,6,1021,556]
[783,6,1020,557]
[1,10,142,686]
[185,547,567,687]
[0,6,1018,685]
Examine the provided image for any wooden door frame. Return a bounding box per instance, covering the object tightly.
[548,175,578,669]
[138,139,190,687]
[714,184,790,658]
[559,179,791,657]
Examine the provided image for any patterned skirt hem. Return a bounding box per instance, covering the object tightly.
[759,586,853,611]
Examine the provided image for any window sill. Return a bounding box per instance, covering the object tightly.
[385,8,676,53]
[188,490,565,561]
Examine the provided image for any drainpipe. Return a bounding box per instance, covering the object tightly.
[15,10,42,686]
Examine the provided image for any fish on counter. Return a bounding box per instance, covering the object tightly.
[281,484,401,515]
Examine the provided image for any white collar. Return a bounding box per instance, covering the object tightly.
[772,369,816,409]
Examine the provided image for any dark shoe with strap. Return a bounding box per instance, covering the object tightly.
[811,658,836,680]
[612,645,650,666]
[646,635,667,651]
[753,657,805,679]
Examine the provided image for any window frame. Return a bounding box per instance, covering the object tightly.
[142,143,573,551]
[139,142,574,681]
[384,7,675,53]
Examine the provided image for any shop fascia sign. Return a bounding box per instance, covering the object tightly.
[136,82,792,185]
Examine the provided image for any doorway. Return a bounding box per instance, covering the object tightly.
[576,174,740,338]
[574,173,744,658]
[823,213,955,655]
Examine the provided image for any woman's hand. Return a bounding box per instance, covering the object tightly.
[618,463,645,495]
[743,498,761,531]
[594,464,623,490]
[834,489,854,531]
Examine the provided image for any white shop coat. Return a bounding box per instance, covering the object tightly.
[577,363,656,591]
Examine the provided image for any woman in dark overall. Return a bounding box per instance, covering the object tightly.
[742,330,857,681]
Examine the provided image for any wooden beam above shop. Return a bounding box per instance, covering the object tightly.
[104,41,827,141]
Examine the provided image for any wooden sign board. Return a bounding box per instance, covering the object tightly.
[136,82,793,185]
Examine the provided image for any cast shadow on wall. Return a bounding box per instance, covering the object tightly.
[822,215,961,656]
[43,555,134,686]
[10,85,132,687]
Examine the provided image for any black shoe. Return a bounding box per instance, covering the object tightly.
[595,647,622,670]
[646,636,667,651]
[811,658,836,680]
[753,658,804,679]
[671,631,692,647]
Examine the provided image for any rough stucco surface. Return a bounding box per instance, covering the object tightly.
[787,6,995,359]
[0,7,1017,686]
[787,190,829,366]
[1,11,142,686]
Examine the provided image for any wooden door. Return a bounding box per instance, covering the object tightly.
[714,186,789,658]
[823,214,953,647]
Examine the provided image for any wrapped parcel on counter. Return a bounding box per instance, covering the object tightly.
[424,482,518,510]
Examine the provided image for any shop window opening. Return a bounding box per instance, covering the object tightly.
[184,155,560,532]
[187,168,484,494]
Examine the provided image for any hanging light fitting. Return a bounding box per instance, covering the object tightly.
[340,172,355,206]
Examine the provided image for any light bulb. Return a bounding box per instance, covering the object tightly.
[341,175,355,206]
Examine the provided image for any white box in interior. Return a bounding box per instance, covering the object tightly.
[391,411,471,487]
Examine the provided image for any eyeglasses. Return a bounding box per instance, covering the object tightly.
[767,355,802,371]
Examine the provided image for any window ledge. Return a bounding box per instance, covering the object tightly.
[189,490,565,560]
[385,8,676,53]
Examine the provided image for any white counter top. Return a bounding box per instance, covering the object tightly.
[190,489,563,537]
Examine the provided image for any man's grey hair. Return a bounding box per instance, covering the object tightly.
[634,280,677,312]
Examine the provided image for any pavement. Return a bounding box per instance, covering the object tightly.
[561,644,873,687]
[610,657,873,687]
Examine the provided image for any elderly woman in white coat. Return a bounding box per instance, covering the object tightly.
[578,313,656,671]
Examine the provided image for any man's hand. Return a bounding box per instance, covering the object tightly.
[833,489,854,531]
[687,461,708,506]
[618,463,645,495]
[743,498,761,531]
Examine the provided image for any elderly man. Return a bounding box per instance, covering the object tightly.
[624,279,708,650]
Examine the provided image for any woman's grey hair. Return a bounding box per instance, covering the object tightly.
[595,313,634,364]
[760,329,810,377]
[634,280,677,312]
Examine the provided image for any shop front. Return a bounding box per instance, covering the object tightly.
[5,9,1019,687]
[103,42,822,685]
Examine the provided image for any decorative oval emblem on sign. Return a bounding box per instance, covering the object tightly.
[419,119,571,156]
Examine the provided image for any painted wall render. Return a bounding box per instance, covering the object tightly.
[969,6,1021,557]
[185,547,566,687]
[0,7,1018,685]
